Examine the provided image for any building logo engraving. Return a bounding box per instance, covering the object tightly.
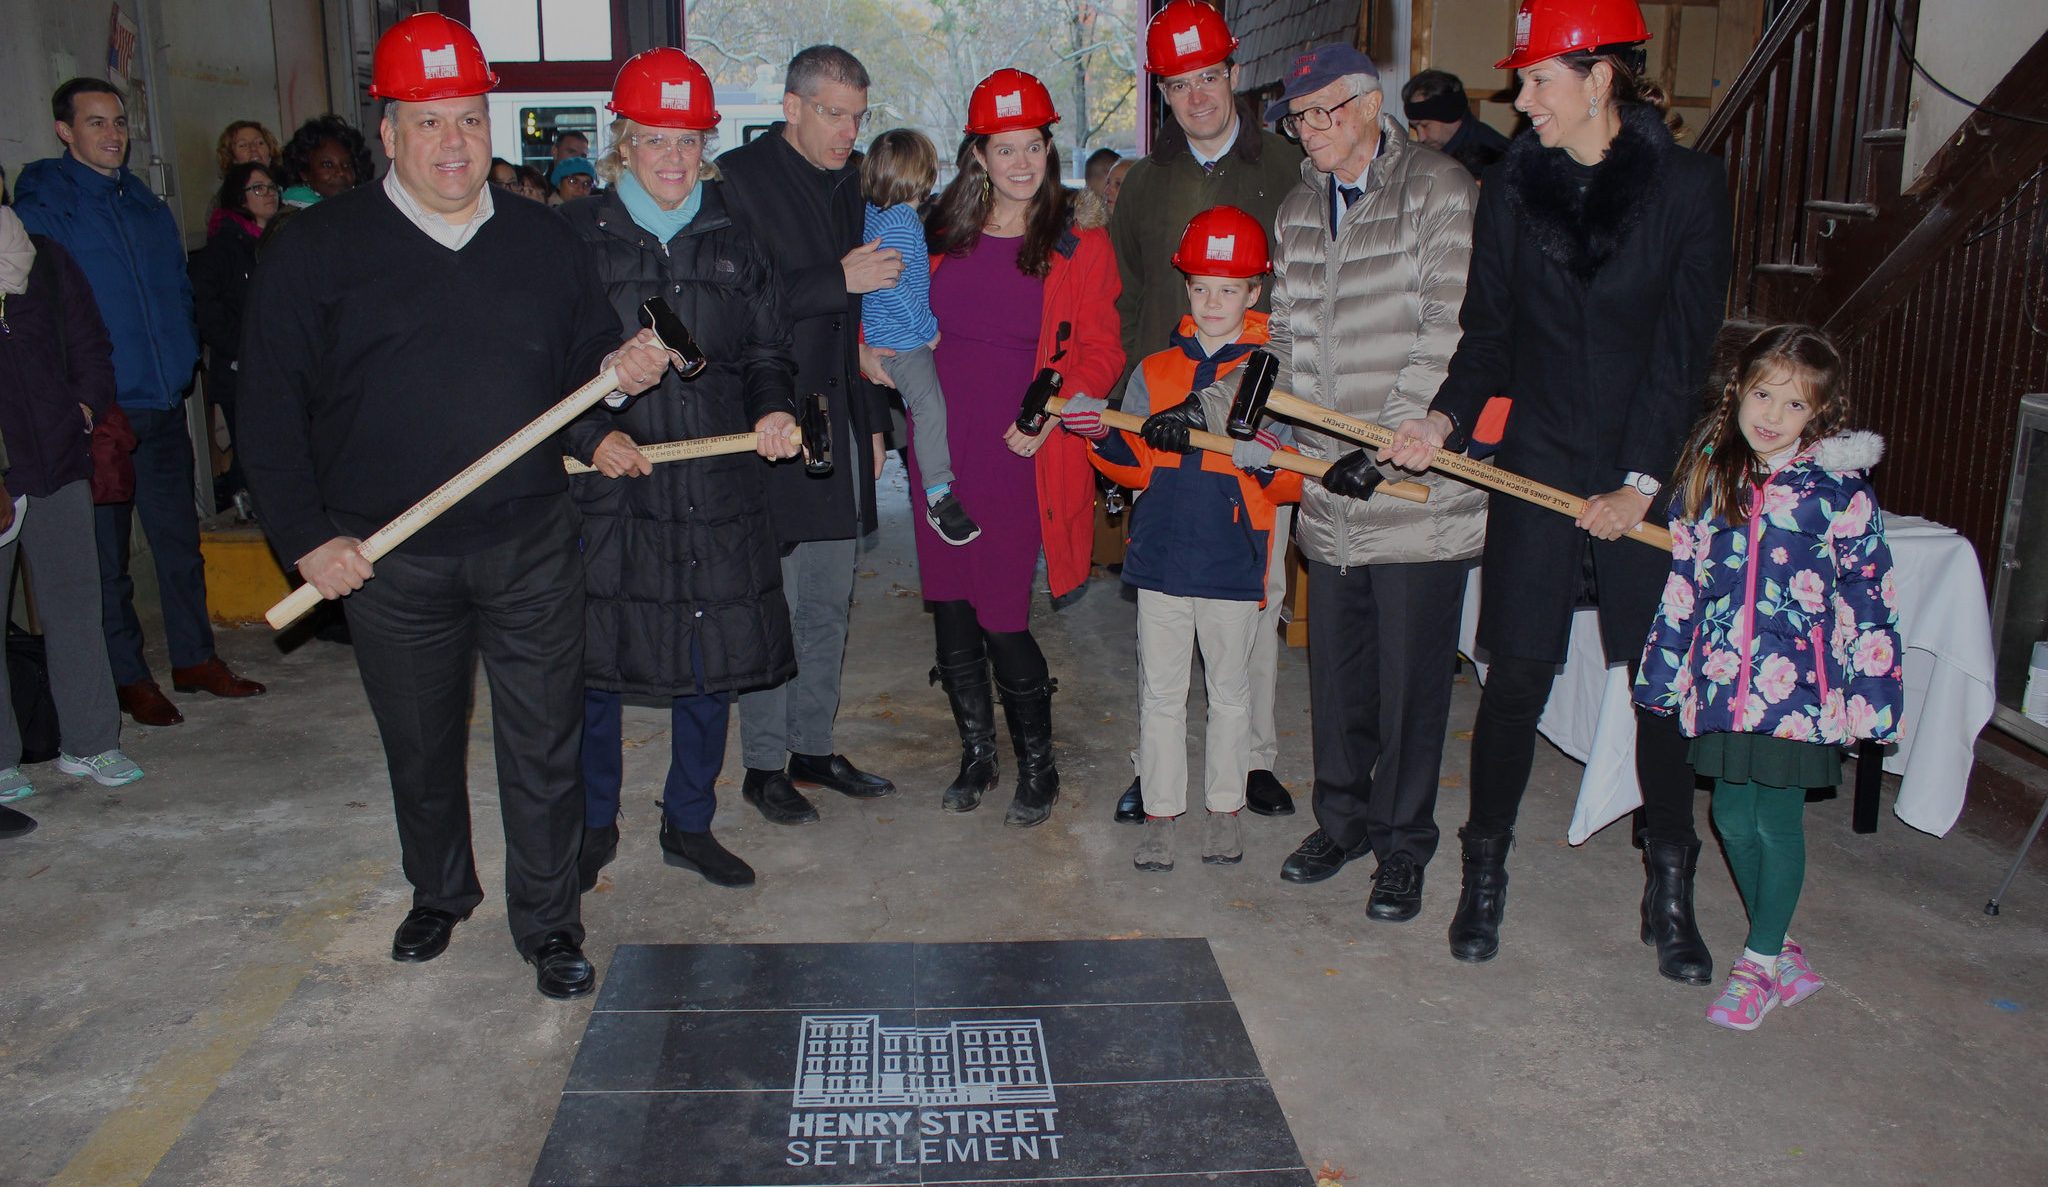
[784,1014,1065,1169]
[793,1014,1055,1107]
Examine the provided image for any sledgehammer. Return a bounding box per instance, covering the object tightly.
[562,392,835,476]
[264,297,710,630]
[1224,351,1671,551]
[1012,369,1429,504]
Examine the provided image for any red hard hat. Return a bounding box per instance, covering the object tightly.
[1172,205,1270,278]
[1145,1,1239,77]
[1495,0,1651,71]
[965,69,1060,136]
[608,49,721,130]
[368,12,499,102]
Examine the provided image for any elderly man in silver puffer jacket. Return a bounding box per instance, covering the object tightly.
[1201,43,1488,920]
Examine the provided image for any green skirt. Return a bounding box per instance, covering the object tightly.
[1689,731,1842,789]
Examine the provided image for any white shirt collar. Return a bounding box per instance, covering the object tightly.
[1188,119,1240,169]
[382,170,495,251]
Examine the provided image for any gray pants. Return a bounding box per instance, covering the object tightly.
[1,480,121,764]
[1137,589,1258,816]
[880,344,954,492]
[739,536,857,768]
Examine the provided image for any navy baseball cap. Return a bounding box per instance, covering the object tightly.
[1263,44,1381,124]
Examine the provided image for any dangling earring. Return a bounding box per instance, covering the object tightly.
[981,173,992,201]
[1588,99,1600,118]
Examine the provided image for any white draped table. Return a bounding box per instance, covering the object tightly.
[1456,516,1993,843]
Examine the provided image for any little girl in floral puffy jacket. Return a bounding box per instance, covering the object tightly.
[1634,324,1904,1033]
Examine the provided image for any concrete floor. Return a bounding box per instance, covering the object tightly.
[5,460,2047,1187]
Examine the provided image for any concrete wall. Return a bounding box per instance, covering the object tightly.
[1903,0,2048,182]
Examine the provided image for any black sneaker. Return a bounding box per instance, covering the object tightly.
[926,492,982,546]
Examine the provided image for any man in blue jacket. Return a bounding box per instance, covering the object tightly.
[15,78,264,727]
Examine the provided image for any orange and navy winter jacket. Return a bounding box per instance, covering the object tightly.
[1089,311,1302,604]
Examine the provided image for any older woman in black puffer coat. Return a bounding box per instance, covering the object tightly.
[559,49,803,892]
[1384,0,1733,982]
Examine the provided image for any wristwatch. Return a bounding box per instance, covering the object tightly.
[1624,471,1662,497]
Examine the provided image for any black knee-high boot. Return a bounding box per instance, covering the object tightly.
[996,674,1059,828]
[931,645,998,812]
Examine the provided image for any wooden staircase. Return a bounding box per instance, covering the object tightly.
[1694,1,2048,564]
[1695,0,1919,326]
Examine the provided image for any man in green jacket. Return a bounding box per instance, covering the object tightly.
[1106,1,1306,825]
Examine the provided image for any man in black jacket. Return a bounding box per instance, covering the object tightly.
[238,14,677,1000]
[716,45,898,823]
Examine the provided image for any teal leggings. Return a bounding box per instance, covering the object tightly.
[1710,778,1807,957]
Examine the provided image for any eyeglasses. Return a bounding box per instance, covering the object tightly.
[1160,70,1229,101]
[243,183,280,196]
[1277,93,1360,139]
[807,101,873,129]
[626,131,704,155]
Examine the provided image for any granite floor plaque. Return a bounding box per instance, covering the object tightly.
[531,939,1315,1187]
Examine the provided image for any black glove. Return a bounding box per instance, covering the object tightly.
[1140,401,1206,454]
[1319,450,1386,500]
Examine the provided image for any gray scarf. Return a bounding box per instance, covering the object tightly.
[0,206,34,296]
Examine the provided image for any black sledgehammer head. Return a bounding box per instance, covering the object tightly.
[637,297,709,379]
[800,392,834,476]
[1014,367,1064,435]
[1227,349,1280,440]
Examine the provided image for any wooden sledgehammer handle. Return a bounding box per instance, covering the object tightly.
[560,429,801,474]
[264,363,627,630]
[1051,397,1429,504]
[1259,388,1672,552]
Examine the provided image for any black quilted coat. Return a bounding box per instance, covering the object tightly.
[560,182,800,697]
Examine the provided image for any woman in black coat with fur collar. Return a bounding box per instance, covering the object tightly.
[1384,15,1732,982]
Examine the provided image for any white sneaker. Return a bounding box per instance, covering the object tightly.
[55,749,146,787]
[0,766,32,802]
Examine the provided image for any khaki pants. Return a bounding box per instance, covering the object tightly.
[1247,506,1291,770]
[1136,589,1259,817]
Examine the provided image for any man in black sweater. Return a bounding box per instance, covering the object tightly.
[238,14,678,1000]
[715,45,898,823]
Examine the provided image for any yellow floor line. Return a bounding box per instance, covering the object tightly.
[48,861,384,1187]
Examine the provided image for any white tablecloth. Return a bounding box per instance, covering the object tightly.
[1457,516,1993,843]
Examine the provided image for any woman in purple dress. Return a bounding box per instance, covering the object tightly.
[905,69,1124,828]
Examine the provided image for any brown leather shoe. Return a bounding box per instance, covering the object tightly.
[170,656,266,698]
[117,680,185,726]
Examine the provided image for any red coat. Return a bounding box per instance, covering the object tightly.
[929,195,1123,600]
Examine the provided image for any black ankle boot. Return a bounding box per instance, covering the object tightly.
[1641,833,1714,985]
[996,675,1059,828]
[1448,827,1512,962]
[931,649,998,812]
[659,807,756,888]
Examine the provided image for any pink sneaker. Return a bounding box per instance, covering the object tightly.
[1775,940,1825,1007]
[1705,958,1779,1032]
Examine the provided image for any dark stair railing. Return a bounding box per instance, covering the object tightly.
[1695,0,1920,323]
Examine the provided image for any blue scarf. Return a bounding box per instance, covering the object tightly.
[616,169,702,242]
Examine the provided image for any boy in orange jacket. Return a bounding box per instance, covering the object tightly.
[1058,207,1300,870]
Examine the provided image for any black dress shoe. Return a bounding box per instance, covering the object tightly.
[391,907,468,963]
[527,932,596,1000]
[1279,828,1367,884]
[1245,769,1296,817]
[577,821,619,894]
[1366,853,1425,922]
[660,816,757,887]
[1113,777,1144,824]
[787,753,895,799]
[743,768,820,824]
